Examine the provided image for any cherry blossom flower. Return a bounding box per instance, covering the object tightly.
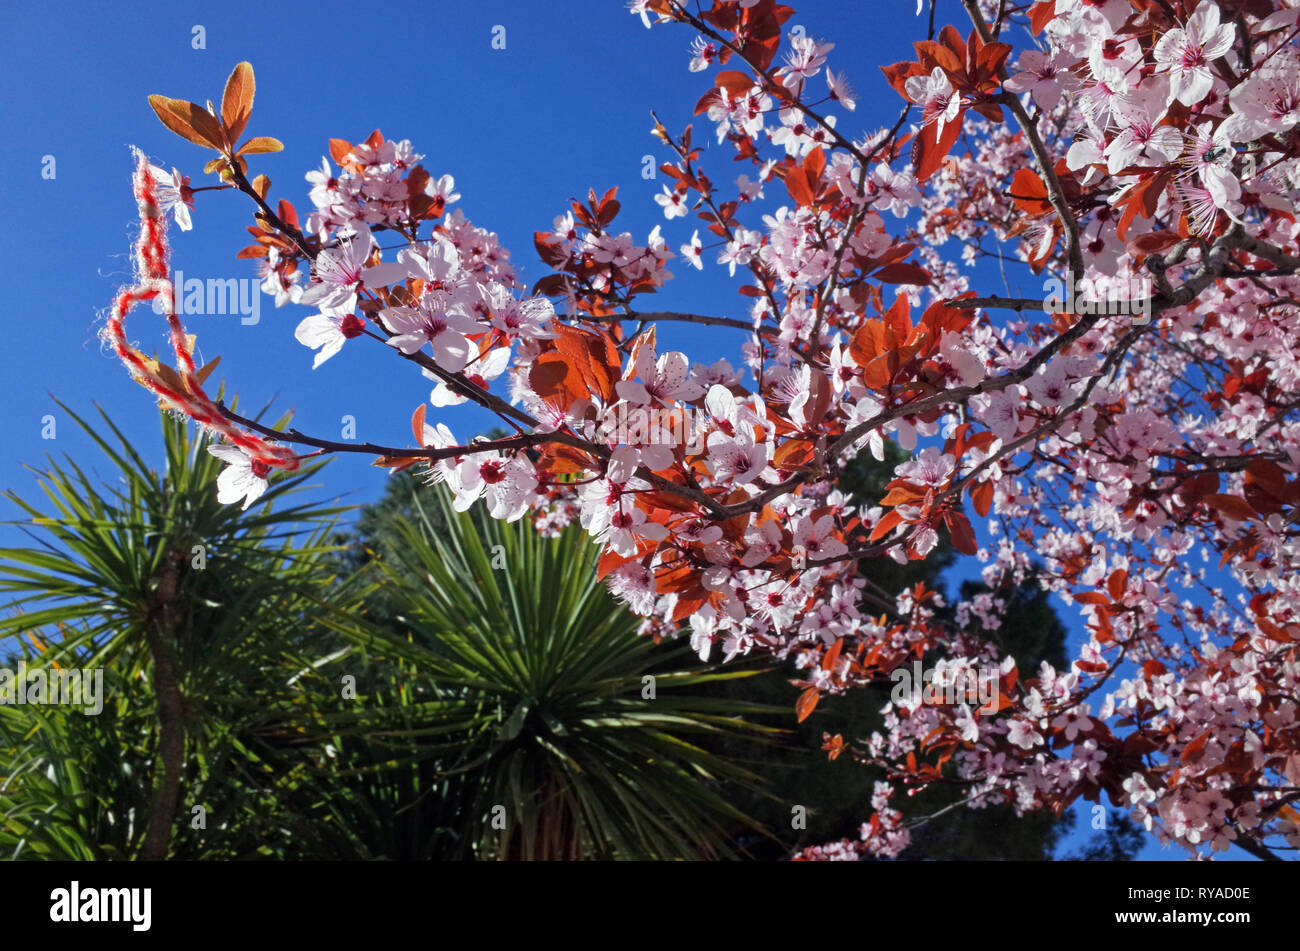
[1154,1,1236,107]
[1051,706,1094,741]
[939,331,985,386]
[687,37,718,72]
[294,312,367,368]
[905,67,961,136]
[679,230,705,270]
[718,227,762,276]
[1003,50,1077,111]
[895,446,956,488]
[1007,718,1043,750]
[793,514,848,563]
[735,173,765,201]
[298,227,407,317]
[825,68,856,111]
[305,157,344,211]
[380,302,481,371]
[869,164,922,218]
[429,346,510,406]
[707,433,769,486]
[1025,361,1080,408]
[601,500,669,556]
[1226,59,1300,141]
[777,34,834,97]
[654,185,689,219]
[481,286,555,338]
[258,250,303,308]
[207,445,271,509]
[452,452,537,521]
[1104,80,1182,173]
[149,165,193,231]
[616,345,705,405]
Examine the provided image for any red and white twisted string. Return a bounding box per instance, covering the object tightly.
[104,149,299,472]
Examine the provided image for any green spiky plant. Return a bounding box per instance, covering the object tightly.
[0,402,789,861]
[306,484,788,860]
[0,400,358,860]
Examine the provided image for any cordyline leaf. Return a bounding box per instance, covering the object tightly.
[221,62,255,143]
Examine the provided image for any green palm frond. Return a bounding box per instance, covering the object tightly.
[0,399,364,860]
[308,485,787,861]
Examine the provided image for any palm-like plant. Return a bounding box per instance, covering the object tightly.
[310,486,786,860]
[0,402,787,861]
[0,400,358,859]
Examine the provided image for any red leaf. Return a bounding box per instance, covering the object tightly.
[1182,730,1212,764]
[329,138,354,164]
[821,636,844,673]
[1028,1,1057,35]
[1075,591,1111,606]
[785,167,814,206]
[869,509,905,542]
[1009,168,1052,216]
[875,262,933,286]
[795,686,820,723]
[411,404,427,445]
[1116,171,1172,242]
[1203,493,1257,522]
[912,108,965,182]
[596,548,636,581]
[944,510,978,555]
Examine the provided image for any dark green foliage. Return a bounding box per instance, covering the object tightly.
[311,483,785,859]
[0,401,361,859]
[0,406,779,860]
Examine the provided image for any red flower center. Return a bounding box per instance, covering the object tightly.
[340,314,366,338]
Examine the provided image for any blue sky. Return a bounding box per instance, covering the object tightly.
[0,0,1230,859]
